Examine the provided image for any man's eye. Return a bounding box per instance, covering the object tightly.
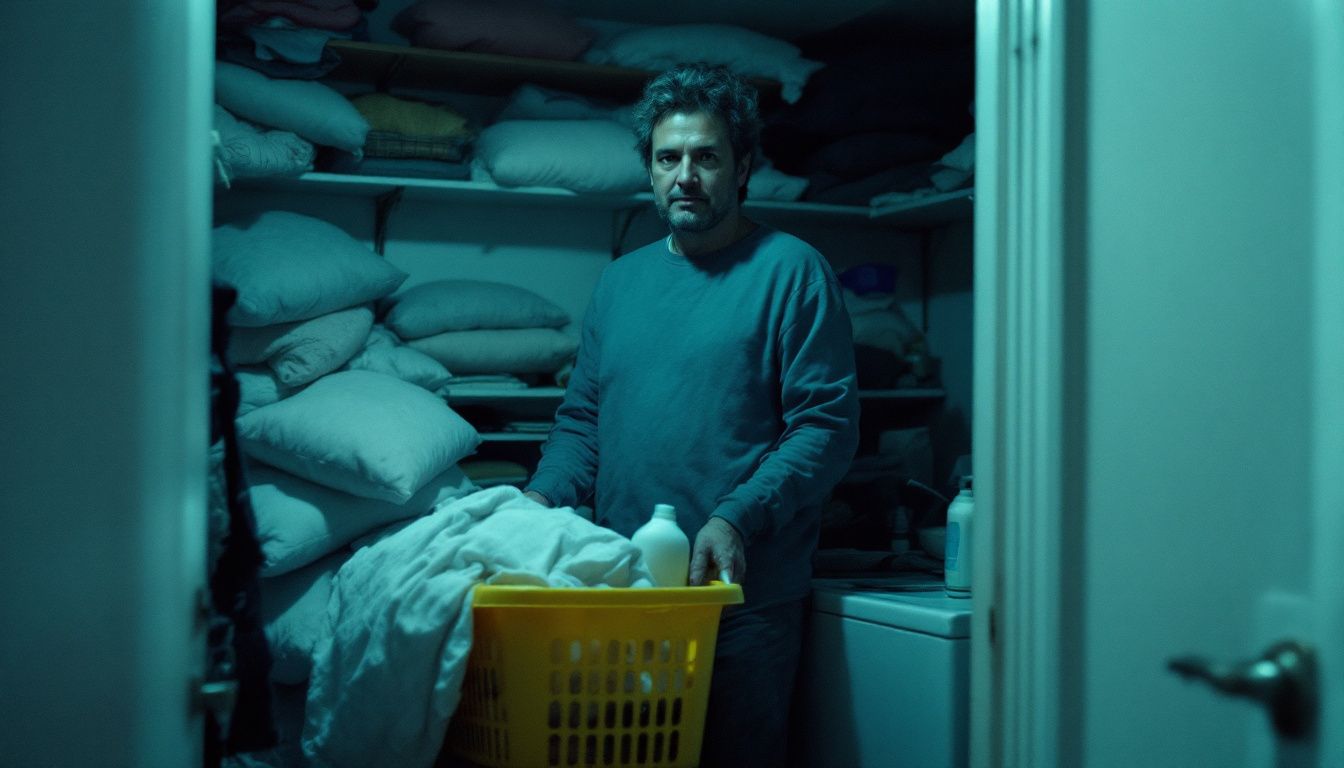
[657,156,677,166]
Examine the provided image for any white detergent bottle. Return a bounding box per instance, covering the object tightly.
[944,477,974,598]
[631,503,690,587]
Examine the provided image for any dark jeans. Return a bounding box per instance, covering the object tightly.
[698,599,806,768]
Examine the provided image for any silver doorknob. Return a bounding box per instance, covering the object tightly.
[1166,639,1317,739]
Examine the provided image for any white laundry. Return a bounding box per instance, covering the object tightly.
[300,485,652,768]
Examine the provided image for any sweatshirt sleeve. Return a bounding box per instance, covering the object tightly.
[524,282,603,508]
[711,274,860,542]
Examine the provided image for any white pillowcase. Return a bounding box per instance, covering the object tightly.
[213,210,408,327]
[235,370,481,504]
[228,305,374,387]
[496,84,634,126]
[248,461,478,577]
[596,24,824,104]
[407,328,579,375]
[234,366,298,417]
[213,104,315,183]
[342,326,453,391]
[259,550,346,684]
[473,119,647,194]
[383,279,570,339]
[214,61,369,152]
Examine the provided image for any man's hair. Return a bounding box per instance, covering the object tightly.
[632,63,762,201]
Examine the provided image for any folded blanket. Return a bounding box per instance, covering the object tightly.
[301,486,651,768]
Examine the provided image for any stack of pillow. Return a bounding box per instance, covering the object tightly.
[212,60,370,184]
[213,210,486,685]
[381,279,578,378]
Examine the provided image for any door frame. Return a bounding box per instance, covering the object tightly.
[972,0,1077,764]
[1309,0,1344,760]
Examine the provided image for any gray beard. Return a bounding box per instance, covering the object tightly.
[654,196,733,234]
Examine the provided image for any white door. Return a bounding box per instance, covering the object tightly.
[974,0,1344,765]
[0,2,215,766]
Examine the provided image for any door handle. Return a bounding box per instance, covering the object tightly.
[1166,639,1317,739]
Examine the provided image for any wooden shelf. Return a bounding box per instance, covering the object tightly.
[323,40,783,103]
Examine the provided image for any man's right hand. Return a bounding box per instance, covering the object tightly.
[523,490,551,507]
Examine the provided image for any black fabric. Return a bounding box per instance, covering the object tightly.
[204,283,276,766]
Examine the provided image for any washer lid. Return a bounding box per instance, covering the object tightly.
[811,581,971,638]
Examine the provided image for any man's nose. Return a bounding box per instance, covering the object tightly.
[675,158,698,186]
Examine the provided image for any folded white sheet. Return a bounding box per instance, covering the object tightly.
[300,486,651,768]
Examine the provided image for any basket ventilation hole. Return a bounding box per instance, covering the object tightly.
[620,734,632,763]
[570,641,583,664]
[586,734,598,765]
[603,734,615,765]
[687,640,698,663]
[568,701,581,729]
[655,699,667,726]
[606,671,618,694]
[607,640,621,665]
[672,698,683,725]
[659,640,671,663]
[587,702,600,729]
[604,701,616,728]
[548,734,561,766]
[549,701,562,729]
[668,730,680,761]
[642,640,654,663]
[567,735,579,766]
[653,732,665,763]
[570,671,582,695]
[637,733,648,764]
[622,701,634,728]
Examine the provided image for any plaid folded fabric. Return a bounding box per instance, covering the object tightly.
[363,131,472,161]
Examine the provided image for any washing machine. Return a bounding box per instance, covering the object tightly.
[792,576,971,768]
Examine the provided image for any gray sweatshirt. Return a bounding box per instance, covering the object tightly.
[527,225,860,607]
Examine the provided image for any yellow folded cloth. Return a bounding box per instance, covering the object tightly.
[350,93,472,139]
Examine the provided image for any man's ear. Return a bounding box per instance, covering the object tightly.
[736,156,751,187]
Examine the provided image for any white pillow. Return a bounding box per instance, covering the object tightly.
[496,84,634,126]
[473,119,647,194]
[342,326,453,391]
[259,550,346,684]
[214,61,370,152]
[383,279,570,339]
[213,210,408,327]
[598,24,824,104]
[234,366,298,417]
[247,461,478,577]
[235,370,481,504]
[228,305,374,387]
[213,104,315,182]
[407,328,578,375]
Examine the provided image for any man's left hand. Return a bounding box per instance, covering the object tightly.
[689,517,746,586]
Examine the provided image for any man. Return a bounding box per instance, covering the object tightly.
[523,62,859,767]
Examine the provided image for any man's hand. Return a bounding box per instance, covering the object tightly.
[689,517,746,586]
[523,490,551,507]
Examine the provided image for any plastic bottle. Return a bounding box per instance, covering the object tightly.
[631,503,690,587]
[944,477,974,598]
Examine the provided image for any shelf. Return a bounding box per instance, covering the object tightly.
[228,173,930,224]
[870,189,974,227]
[322,40,783,103]
[446,386,566,405]
[856,388,946,400]
[478,431,550,442]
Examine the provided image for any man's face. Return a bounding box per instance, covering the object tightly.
[649,110,749,234]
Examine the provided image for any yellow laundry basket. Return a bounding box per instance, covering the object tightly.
[445,582,744,768]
